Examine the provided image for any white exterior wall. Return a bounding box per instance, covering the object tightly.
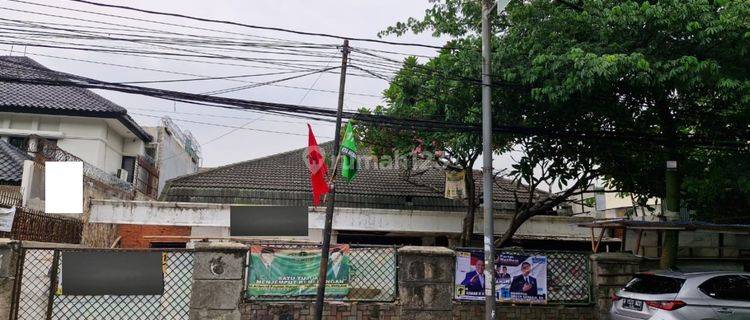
[103,126,125,173]
[568,189,662,219]
[147,126,199,195]
[0,112,145,175]
[123,138,145,157]
[89,200,595,242]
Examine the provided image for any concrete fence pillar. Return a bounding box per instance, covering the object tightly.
[0,239,19,320]
[189,241,247,320]
[397,246,455,320]
[590,252,641,320]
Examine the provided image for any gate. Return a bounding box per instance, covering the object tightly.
[9,247,194,320]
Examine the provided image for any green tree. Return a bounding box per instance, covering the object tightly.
[359,45,516,246]
[360,38,599,247]
[372,0,750,252]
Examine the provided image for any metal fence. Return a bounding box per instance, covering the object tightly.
[0,186,22,207]
[10,248,194,320]
[536,250,592,304]
[0,207,82,244]
[244,244,398,302]
[134,156,159,199]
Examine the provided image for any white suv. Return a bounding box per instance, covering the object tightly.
[610,271,750,320]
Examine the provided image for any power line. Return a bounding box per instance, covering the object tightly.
[298,57,336,104]
[0,28,341,65]
[0,38,346,72]
[183,67,338,146]
[0,5,367,72]
[129,107,336,125]
[132,113,333,139]
[0,3,478,96]
[5,49,383,98]
[0,25,383,79]
[8,0,332,46]
[0,58,745,151]
[200,66,340,96]
[66,0,449,50]
[0,19,377,77]
[118,69,316,85]
[193,58,341,147]
[2,0,456,86]
[349,45,437,59]
[0,17,341,58]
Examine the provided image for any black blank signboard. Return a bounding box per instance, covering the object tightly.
[61,251,164,295]
[230,206,308,236]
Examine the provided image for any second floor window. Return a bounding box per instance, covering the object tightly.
[8,136,26,150]
[121,156,136,183]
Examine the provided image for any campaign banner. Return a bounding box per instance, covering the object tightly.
[455,249,547,303]
[247,245,350,297]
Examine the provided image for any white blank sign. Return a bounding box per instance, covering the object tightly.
[45,161,83,214]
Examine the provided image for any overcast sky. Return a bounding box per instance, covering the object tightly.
[2,0,520,179]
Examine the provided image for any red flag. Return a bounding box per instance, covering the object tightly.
[307,124,329,206]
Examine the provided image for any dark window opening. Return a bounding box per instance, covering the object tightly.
[8,136,26,151]
[435,236,450,247]
[145,145,156,159]
[121,156,136,183]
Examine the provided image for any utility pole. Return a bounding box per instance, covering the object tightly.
[660,160,679,269]
[481,0,496,319]
[313,39,349,320]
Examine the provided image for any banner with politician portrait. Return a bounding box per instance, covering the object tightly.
[454,249,547,303]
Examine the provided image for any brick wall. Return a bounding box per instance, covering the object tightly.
[81,179,136,247]
[240,301,400,320]
[118,224,190,248]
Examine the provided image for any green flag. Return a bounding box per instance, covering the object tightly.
[340,122,358,181]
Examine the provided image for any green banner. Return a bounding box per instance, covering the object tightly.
[340,121,358,181]
[247,245,350,297]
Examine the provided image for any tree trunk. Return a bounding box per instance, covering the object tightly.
[493,174,593,248]
[494,197,572,247]
[657,98,680,269]
[460,167,477,246]
[495,212,529,248]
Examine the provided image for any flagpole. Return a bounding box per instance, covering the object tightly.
[313,39,349,320]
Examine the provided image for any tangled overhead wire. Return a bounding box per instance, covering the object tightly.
[1,58,746,152]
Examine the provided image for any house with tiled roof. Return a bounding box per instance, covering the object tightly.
[162,142,532,212]
[0,56,157,196]
[153,143,597,248]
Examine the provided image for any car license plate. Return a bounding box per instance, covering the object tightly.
[622,298,643,311]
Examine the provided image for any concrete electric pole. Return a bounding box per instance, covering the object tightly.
[481,0,496,319]
[314,39,349,320]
